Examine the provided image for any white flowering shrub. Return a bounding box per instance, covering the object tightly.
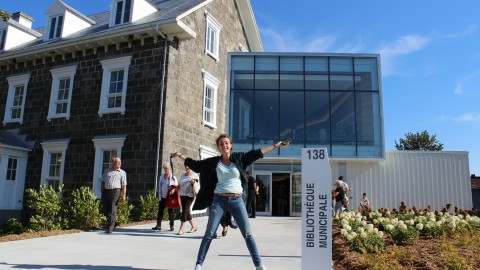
[336,204,480,253]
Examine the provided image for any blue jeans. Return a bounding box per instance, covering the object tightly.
[334,200,343,217]
[195,194,262,267]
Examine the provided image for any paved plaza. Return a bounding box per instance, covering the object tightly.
[0,216,302,270]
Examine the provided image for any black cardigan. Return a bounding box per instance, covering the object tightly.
[185,149,264,210]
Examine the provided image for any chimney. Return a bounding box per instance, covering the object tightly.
[10,12,35,29]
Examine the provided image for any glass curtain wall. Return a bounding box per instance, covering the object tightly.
[229,54,382,158]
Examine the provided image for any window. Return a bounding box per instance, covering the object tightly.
[48,65,77,121]
[6,158,18,181]
[98,56,132,116]
[201,69,220,129]
[41,140,69,190]
[0,29,6,50]
[3,73,30,125]
[114,0,132,25]
[92,136,126,197]
[205,12,222,61]
[48,15,64,40]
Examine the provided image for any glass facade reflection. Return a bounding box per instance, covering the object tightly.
[229,53,383,158]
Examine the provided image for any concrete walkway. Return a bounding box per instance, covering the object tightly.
[0,216,301,270]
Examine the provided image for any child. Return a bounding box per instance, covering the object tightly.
[359,193,370,214]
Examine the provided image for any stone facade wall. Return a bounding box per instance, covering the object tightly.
[0,37,167,201]
[0,0,251,213]
[162,0,249,171]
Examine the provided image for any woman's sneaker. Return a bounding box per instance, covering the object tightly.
[256,265,267,270]
[194,264,202,270]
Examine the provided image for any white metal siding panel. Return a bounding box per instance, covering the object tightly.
[4,26,37,51]
[62,11,92,38]
[131,0,157,23]
[332,151,472,212]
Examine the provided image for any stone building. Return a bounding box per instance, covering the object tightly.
[0,0,262,221]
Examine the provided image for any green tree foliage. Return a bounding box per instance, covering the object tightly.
[394,130,443,151]
[0,9,10,21]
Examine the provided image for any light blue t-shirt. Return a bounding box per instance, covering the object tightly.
[214,161,243,194]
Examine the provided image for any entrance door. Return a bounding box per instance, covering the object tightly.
[254,173,271,215]
[291,173,302,216]
[272,173,290,216]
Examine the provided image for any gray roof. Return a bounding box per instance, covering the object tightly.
[0,130,33,150]
[1,0,207,53]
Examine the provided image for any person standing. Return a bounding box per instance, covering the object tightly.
[337,176,352,209]
[101,157,127,233]
[246,171,258,218]
[176,166,199,235]
[172,133,290,270]
[152,162,178,231]
[333,181,346,218]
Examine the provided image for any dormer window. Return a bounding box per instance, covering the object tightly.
[48,15,64,40]
[108,0,156,27]
[114,0,132,25]
[43,1,95,42]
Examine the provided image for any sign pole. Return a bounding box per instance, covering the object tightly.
[301,148,332,270]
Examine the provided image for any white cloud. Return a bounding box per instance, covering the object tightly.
[377,35,429,76]
[453,112,480,123]
[304,36,336,52]
[260,28,291,52]
[437,113,480,123]
[454,69,480,95]
[260,27,337,53]
[443,24,478,39]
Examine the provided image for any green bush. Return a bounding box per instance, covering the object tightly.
[65,186,103,230]
[0,218,24,236]
[25,184,65,231]
[389,225,420,245]
[116,197,134,225]
[350,234,385,254]
[139,190,158,221]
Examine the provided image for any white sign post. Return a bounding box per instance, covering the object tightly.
[301,148,332,270]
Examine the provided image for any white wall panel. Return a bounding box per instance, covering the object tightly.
[331,151,472,212]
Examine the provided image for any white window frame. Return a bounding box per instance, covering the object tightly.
[48,65,77,121]
[0,29,7,50]
[98,56,132,117]
[111,0,132,26]
[92,136,126,197]
[201,69,220,129]
[6,157,18,181]
[40,140,69,190]
[3,73,31,125]
[205,12,222,61]
[47,14,64,40]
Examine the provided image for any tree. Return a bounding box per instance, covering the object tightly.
[0,9,10,21]
[394,130,443,151]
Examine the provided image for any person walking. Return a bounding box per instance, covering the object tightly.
[152,162,178,231]
[176,166,199,235]
[101,157,127,234]
[246,171,258,218]
[172,133,290,270]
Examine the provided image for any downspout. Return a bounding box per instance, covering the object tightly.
[154,26,168,194]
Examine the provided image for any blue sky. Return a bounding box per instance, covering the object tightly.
[2,0,479,175]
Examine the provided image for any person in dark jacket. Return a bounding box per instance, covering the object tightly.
[172,134,289,270]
